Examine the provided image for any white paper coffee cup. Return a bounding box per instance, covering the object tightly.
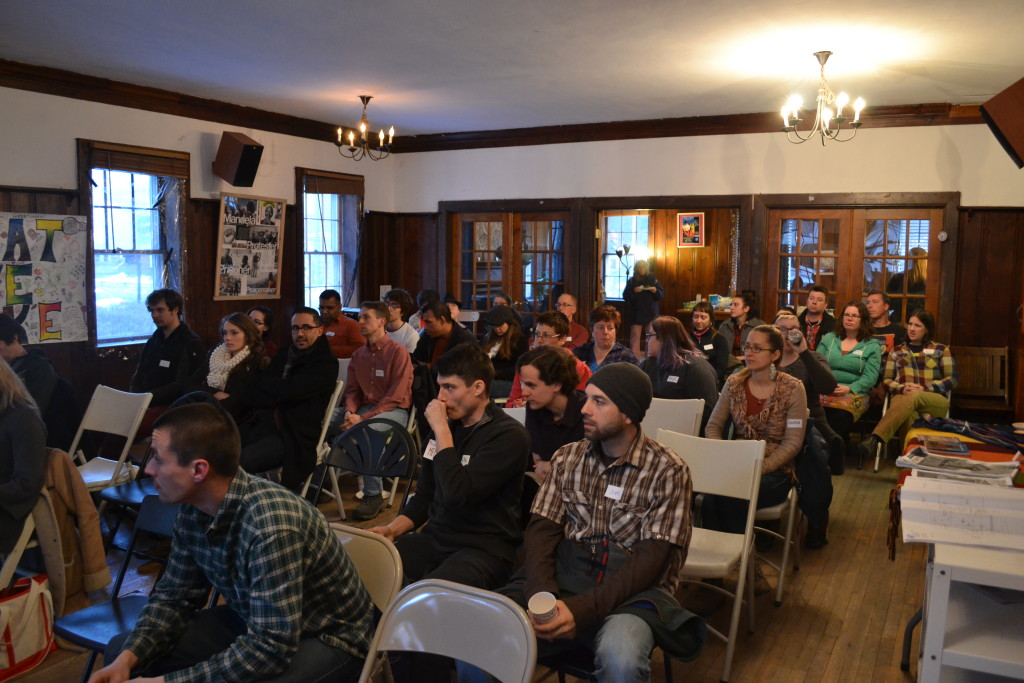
[528,591,557,623]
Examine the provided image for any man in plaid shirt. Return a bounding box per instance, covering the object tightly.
[92,403,373,683]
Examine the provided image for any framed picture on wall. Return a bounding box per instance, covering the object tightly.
[677,212,704,248]
[214,192,286,300]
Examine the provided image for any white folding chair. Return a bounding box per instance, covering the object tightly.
[301,380,346,516]
[656,428,764,683]
[358,578,536,683]
[71,386,152,492]
[330,523,402,611]
[753,487,800,607]
[337,358,351,381]
[641,397,704,437]
[503,406,526,425]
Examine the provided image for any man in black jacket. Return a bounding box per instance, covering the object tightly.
[129,289,205,407]
[369,343,529,590]
[241,307,337,490]
[411,301,476,369]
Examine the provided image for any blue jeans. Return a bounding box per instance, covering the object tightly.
[105,606,363,682]
[356,405,408,497]
[456,612,654,683]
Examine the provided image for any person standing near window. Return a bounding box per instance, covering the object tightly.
[622,260,664,357]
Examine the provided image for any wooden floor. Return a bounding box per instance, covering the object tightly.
[23,455,927,683]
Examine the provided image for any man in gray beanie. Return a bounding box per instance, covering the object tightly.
[513,362,700,681]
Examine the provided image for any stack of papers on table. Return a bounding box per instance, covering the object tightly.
[897,447,1021,486]
[900,476,1024,551]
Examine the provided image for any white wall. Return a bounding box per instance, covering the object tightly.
[3,86,1022,214]
[0,87,397,209]
[392,123,1024,212]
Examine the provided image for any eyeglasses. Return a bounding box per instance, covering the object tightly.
[740,342,771,353]
[843,313,861,319]
[534,332,563,341]
[555,302,575,309]
[387,302,402,309]
[291,324,320,332]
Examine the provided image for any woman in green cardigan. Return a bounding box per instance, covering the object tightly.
[817,300,882,461]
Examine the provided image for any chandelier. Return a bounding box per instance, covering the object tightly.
[335,95,395,161]
[781,51,865,145]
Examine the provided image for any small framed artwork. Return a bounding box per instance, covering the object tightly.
[677,212,704,248]
[214,192,286,300]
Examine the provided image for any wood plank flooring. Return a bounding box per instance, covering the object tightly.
[21,457,926,683]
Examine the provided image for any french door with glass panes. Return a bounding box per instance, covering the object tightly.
[766,208,942,322]
[452,211,569,332]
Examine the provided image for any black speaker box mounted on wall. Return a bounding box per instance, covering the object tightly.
[212,131,264,186]
[980,76,1024,170]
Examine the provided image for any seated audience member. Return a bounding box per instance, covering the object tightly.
[188,312,269,424]
[369,343,530,589]
[515,363,696,681]
[573,305,638,373]
[639,315,719,435]
[622,259,665,357]
[444,294,468,329]
[408,288,440,330]
[816,301,881,457]
[246,305,278,358]
[774,313,843,467]
[716,294,766,359]
[507,311,592,408]
[555,293,589,349]
[688,301,732,386]
[341,302,414,521]
[412,301,476,368]
[858,309,957,460]
[705,325,807,533]
[130,288,205,410]
[517,346,584,481]
[319,289,364,359]
[0,358,46,554]
[241,307,337,489]
[93,403,373,683]
[0,313,56,414]
[866,290,907,356]
[382,288,420,353]
[492,290,526,331]
[797,285,836,351]
[479,305,528,398]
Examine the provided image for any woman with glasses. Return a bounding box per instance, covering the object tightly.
[247,305,277,358]
[0,357,46,554]
[382,288,420,353]
[639,315,719,434]
[858,309,957,461]
[704,324,807,533]
[572,305,638,373]
[479,305,528,398]
[816,301,882,468]
[190,312,270,422]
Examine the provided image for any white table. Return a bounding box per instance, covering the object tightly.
[919,543,1024,682]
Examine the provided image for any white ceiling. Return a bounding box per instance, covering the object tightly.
[2,0,1023,136]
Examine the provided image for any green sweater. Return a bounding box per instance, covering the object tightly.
[816,333,882,395]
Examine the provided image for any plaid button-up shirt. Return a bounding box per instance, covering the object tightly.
[883,342,958,397]
[531,430,692,594]
[125,470,373,682]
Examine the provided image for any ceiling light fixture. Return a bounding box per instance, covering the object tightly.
[781,51,865,145]
[335,95,395,161]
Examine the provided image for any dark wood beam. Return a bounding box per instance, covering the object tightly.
[2,59,985,155]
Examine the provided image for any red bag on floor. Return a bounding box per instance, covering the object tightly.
[0,574,56,681]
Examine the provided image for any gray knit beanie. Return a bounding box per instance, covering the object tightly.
[586,362,653,425]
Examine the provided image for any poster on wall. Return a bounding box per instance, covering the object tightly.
[677,212,705,248]
[0,212,89,344]
[214,193,285,300]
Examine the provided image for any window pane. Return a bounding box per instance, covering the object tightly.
[820,219,840,252]
[778,255,795,290]
[94,252,163,342]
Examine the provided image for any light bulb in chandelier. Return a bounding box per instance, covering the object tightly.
[334,95,397,161]
[781,51,865,145]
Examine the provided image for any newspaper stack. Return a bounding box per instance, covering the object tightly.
[897,447,1022,487]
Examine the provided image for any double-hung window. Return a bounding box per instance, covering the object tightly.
[600,210,650,300]
[298,169,363,308]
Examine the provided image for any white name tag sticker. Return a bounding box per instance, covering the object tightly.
[423,439,437,461]
[853,349,863,356]
[667,375,679,384]
[326,331,335,336]
[460,454,471,466]
[605,484,624,501]
[923,348,936,355]
[703,344,714,351]
[566,336,573,342]
[375,369,385,377]
[158,359,171,368]
[787,419,803,429]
